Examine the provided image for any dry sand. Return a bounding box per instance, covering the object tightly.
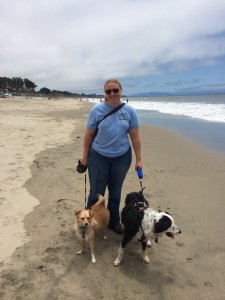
[0,98,225,300]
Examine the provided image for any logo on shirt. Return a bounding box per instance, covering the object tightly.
[119,113,127,120]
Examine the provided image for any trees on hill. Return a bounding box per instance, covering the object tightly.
[24,78,37,90]
[0,76,103,98]
[0,76,37,93]
[39,87,51,95]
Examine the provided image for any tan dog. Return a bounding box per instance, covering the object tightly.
[74,195,109,264]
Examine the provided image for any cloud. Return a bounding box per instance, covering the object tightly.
[1,0,225,93]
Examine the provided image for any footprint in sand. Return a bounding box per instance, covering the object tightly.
[204,281,213,287]
[176,242,184,247]
[186,257,193,263]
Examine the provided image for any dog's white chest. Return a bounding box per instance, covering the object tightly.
[75,224,90,241]
[138,208,155,238]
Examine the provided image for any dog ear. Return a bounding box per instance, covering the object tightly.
[154,215,172,233]
[125,193,135,205]
[74,209,81,216]
[89,209,94,218]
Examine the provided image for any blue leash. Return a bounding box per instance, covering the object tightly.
[137,168,144,192]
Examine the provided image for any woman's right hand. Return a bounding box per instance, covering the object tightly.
[80,157,88,167]
[76,158,88,173]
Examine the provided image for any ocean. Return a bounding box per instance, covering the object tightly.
[87,94,225,154]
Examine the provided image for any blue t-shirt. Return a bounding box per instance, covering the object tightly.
[87,101,139,158]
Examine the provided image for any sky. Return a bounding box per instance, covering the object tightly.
[1,0,225,96]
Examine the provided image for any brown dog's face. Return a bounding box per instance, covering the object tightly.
[75,209,92,228]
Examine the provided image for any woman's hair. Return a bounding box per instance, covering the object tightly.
[104,78,122,90]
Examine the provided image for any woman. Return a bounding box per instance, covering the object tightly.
[80,79,143,234]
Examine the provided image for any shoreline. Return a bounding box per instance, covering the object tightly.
[1,98,225,299]
[137,109,225,155]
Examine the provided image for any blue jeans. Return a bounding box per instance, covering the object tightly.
[87,147,132,225]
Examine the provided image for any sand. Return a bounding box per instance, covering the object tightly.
[0,97,225,300]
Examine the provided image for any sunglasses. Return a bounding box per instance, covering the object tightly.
[105,88,120,95]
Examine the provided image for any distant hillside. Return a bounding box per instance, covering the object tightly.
[0,76,103,98]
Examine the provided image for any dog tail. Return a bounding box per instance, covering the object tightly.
[92,194,106,208]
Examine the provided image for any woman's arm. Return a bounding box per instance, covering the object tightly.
[128,128,143,170]
[80,128,95,166]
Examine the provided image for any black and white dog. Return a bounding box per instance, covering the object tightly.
[114,192,181,266]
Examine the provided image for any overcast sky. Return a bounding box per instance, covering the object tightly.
[1,0,225,95]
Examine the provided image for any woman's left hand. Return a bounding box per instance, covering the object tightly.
[135,160,143,170]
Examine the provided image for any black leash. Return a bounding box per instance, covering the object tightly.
[136,168,147,243]
[76,160,88,209]
[84,173,87,208]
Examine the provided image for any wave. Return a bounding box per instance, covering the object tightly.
[85,96,225,123]
[129,101,225,123]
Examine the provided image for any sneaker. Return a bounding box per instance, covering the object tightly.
[108,223,124,234]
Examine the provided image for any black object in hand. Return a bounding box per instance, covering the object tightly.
[76,160,87,173]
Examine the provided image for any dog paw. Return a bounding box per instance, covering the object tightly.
[113,258,122,267]
[103,235,108,240]
[91,257,96,264]
[143,256,150,264]
[76,250,84,255]
[146,240,152,248]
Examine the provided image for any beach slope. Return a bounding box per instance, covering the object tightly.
[0,99,225,300]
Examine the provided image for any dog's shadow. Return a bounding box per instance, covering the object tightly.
[114,254,178,299]
[71,229,176,293]
[69,231,183,300]
[110,238,177,287]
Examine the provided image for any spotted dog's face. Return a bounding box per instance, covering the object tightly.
[154,211,181,241]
